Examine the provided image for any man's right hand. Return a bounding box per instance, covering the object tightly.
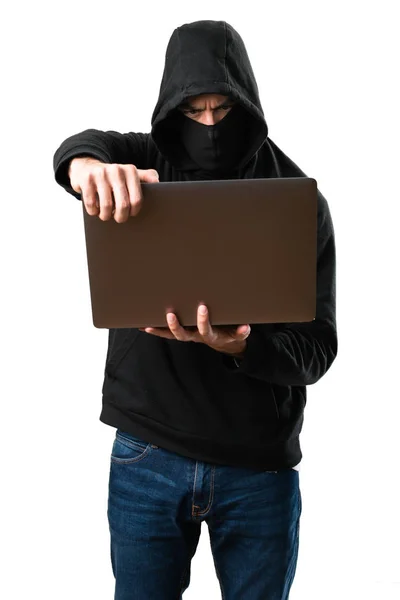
[69,157,159,223]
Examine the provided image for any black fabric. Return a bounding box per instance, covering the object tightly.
[150,20,268,177]
[53,20,337,470]
[177,104,252,172]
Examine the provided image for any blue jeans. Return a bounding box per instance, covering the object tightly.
[107,429,302,600]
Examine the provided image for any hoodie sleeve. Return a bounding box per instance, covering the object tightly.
[225,190,337,386]
[53,129,150,199]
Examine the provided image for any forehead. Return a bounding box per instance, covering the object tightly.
[182,93,231,107]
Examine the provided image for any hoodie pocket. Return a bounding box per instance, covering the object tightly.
[106,329,140,377]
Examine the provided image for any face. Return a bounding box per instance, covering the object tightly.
[178,94,235,125]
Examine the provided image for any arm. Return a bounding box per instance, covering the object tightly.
[53,129,149,199]
[229,191,337,386]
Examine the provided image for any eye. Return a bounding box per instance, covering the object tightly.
[216,105,233,111]
[180,107,200,116]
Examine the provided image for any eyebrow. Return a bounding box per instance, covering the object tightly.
[179,99,235,112]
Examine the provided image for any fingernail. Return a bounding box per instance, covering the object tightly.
[199,305,207,315]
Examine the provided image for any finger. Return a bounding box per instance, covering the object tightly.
[124,166,143,217]
[166,313,192,342]
[197,305,214,339]
[81,181,99,216]
[137,168,159,183]
[107,166,130,223]
[95,171,114,221]
[235,324,251,338]
[142,327,175,340]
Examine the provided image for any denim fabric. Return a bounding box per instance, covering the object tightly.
[108,429,301,600]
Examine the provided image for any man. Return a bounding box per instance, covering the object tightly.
[53,20,337,600]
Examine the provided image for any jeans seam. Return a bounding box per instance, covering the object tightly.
[194,465,215,516]
[210,536,226,600]
[178,535,199,594]
[116,433,149,451]
[191,462,199,517]
[110,442,152,465]
[282,487,302,599]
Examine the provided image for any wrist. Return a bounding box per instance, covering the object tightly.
[68,156,101,179]
[226,340,247,359]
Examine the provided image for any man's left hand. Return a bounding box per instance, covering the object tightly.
[139,305,250,357]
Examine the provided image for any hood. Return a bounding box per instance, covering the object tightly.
[151,20,268,174]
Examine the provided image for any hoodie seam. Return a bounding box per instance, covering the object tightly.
[223,22,229,85]
[177,28,183,92]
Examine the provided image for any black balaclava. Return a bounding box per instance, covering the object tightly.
[177,104,250,173]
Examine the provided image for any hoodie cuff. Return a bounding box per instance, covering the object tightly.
[54,147,112,200]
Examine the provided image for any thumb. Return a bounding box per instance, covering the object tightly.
[236,325,251,338]
[137,168,159,183]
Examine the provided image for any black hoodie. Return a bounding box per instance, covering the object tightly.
[53,20,337,470]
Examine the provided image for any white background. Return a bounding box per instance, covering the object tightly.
[1,1,399,598]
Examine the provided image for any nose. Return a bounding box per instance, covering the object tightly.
[200,110,218,126]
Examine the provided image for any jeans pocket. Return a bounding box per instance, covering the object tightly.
[111,430,153,464]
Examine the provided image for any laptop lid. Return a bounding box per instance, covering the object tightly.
[82,177,318,328]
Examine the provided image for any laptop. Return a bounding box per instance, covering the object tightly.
[82,177,318,328]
